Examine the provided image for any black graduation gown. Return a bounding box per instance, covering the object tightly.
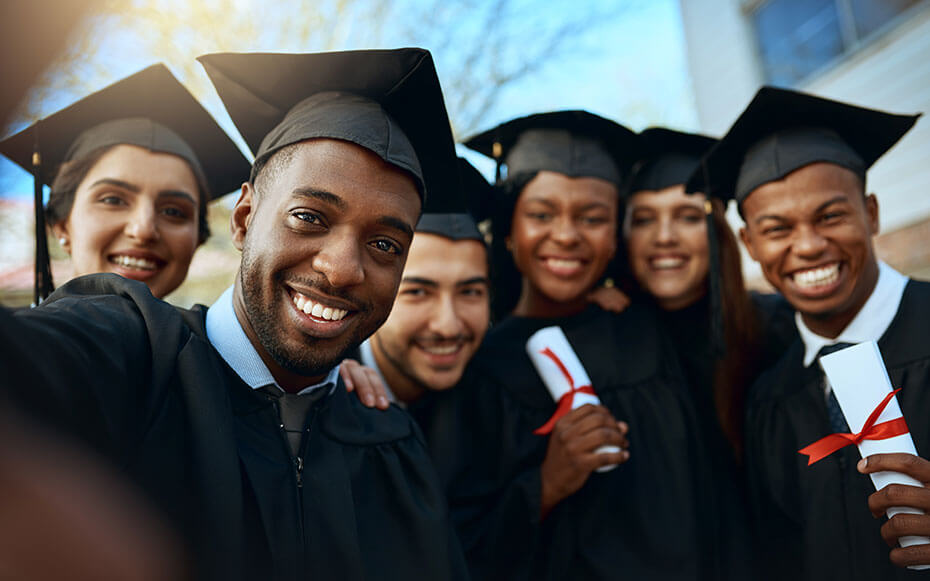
[746,279,930,580]
[0,274,468,581]
[437,304,720,581]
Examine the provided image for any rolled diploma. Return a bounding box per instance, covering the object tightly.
[820,340,930,567]
[526,326,619,473]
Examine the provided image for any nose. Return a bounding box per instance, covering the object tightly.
[310,228,365,288]
[428,293,465,338]
[125,202,159,243]
[655,215,678,246]
[792,224,828,258]
[550,214,581,246]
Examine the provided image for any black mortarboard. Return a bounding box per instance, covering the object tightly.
[197,49,459,212]
[0,64,249,198]
[464,110,637,185]
[627,128,717,194]
[626,127,725,357]
[413,158,486,242]
[0,64,250,304]
[415,213,483,242]
[685,86,921,203]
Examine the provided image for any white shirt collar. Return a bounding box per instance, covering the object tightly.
[358,338,399,405]
[797,261,909,367]
[206,286,339,396]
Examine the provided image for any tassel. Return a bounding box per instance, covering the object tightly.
[32,125,53,305]
[705,199,725,359]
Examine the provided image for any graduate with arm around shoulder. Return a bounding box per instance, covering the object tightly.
[437,111,724,581]
[687,86,930,579]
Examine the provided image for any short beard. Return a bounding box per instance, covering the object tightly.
[238,248,373,379]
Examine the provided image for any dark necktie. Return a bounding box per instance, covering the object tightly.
[262,385,330,456]
[818,342,855,433]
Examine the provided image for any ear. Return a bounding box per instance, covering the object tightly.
[739,225,758,262]
[231,182,255,252]
[864,193,880,236]
[505,235,513,252]
[50,221,70,253]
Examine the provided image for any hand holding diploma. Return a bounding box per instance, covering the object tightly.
[527,326,630,518]
[808,341,930,570]
[859,453,930,570]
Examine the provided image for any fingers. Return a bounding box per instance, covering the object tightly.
[859,454,930,484]
[888,542,930,569]
[868,483,930,518]
[339,360,390,409]
[554,405,629,457]
[880,513,930,548]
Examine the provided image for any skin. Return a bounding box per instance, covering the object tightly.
[505,170,629,515]
[860,453,930,568]
[368,232,490,403]
[739,162,880,338]
[230,139,420,393]
[509,170,620,319]
[51,144,201,299]
[624,185,709,310]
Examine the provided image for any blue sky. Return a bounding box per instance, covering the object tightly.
[0,0,697,199]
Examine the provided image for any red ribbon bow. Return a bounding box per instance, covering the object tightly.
[533,346,595,435]
[798,388,909,466]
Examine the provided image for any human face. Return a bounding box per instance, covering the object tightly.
[624,185,709,311]
[509,170,619,318]
[739,162,880,338]
[371,233,489,399]
[231,139,421,390]
[52,144,201,299]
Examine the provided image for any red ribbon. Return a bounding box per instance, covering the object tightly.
[533,346,595,435]
[798,388,909,466]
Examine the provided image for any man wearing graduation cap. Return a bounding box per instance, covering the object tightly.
[0,48,467,581]
[688,87,930,578]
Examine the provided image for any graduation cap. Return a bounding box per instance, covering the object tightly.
[627,128,717,194]
[685,86,921,203]
[197,48,460,213]
[413,158,488,243]
[0,64,251,304]
[464,110,637,185]
[626,128,727,357]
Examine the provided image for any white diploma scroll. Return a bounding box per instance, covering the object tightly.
[820,341,930,566]
[526,326,620,473]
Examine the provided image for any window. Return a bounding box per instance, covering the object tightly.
[750,0,924,85]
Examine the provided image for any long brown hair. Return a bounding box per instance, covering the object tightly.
[709,198,761,460]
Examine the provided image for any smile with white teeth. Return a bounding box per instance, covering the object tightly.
[419,344,461,355]
[544,257,583,270]
[110,255,158,271]
[650,256,686,270]
[292,292,349,322]
[792,262,840,289]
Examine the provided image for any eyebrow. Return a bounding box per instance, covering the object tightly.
[378,216,414,239]
[293,187,346,210]
[752,194,850,225]
[457,276,490,287]
[401,276,438,287]
[89,178,196,204]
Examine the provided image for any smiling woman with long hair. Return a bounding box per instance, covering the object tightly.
[0,64,249,302]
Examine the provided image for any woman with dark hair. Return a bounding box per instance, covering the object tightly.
[613,127,796,579]
[437,111,724,581]
[0,64,250,301]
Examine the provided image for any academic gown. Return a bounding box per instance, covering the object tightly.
[0,274,468,581]
[437,304,721,581]
[746,279,930,580]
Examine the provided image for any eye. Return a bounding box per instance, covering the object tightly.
[762,224,789,236]
[820,211,845,224]
[680,212,703,224]
[371,239,402,255]
[580,215,609,226]
[98,194,127,207]
[526,211,553,222]
[629,214,654,227]
[400,287,428,297]
[160,206,192,220]
[460,286,487,298]
[294,211,322,224]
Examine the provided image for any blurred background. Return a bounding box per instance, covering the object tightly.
[1,0,928,307]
